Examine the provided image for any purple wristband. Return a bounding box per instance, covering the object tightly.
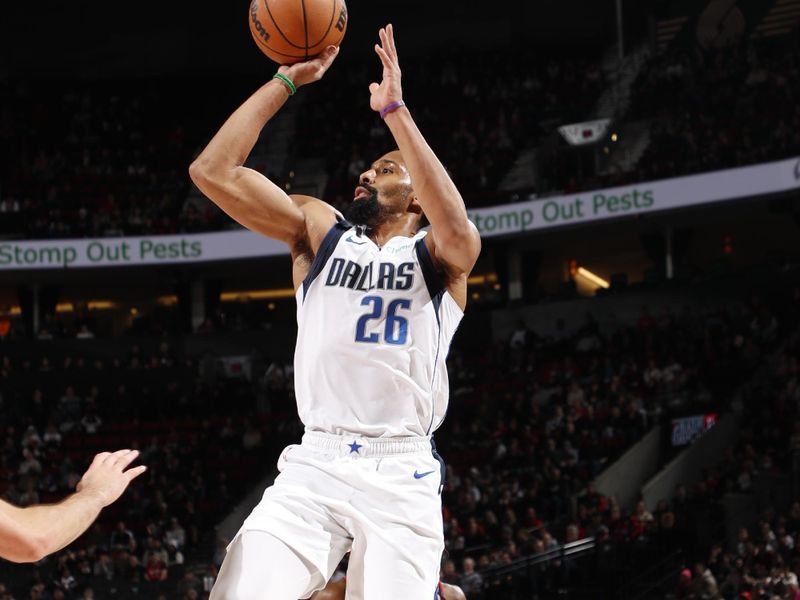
[380,100,406,119]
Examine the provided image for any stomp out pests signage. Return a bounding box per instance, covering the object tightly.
[0,231,286,270]
[1,157,798,270]
[467,156,800,237]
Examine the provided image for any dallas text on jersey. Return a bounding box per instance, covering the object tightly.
[325,258,415,292]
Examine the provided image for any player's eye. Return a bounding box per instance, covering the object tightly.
[382,168,392,174]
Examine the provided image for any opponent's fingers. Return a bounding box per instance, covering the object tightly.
[103,449,134,468]
[92,452,112,464]
[114,449,141,471]
[125,465,148,482]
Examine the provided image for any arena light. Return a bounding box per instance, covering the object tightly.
[220,288,296,301]
[87,301,115,310]
[467,273,498,285]
[576,267,610,289]
[51,301,115,312]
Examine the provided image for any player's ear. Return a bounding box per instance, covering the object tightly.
[407,195,427,230]
[407,194,422,216]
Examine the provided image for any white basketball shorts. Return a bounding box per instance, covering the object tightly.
[219,431,446,600]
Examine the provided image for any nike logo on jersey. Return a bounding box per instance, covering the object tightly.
[345,235,367,245]
[413,470,436,479]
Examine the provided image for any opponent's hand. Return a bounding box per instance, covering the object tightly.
[369,24,403,113]
[279,45,340,89]
[76,450,147,508]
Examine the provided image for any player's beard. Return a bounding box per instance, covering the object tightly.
[344,188,392,230]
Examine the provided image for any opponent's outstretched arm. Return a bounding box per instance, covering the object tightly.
[0,450,146,563]
[369,25,481,276]
[189,47,339,247]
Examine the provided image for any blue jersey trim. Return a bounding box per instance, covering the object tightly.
[426,309,442,435]
[302,219,351,300]
[414,237,445,320]
[417,236,446,435]
[431,438,446,495]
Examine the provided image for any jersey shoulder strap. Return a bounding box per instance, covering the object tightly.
[302,217,353,296]
[413,234,445,302]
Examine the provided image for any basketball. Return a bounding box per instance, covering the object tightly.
[249,0,348,65]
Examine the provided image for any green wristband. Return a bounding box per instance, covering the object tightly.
[273,72,297,96]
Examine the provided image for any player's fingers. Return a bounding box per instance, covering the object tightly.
[386,23,397,58]
[369,82,380,94]
[379,27,391,56]
[319,45,339,70]
[375,44,393,70]
[125,465,148,482]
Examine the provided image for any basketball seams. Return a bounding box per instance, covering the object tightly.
[249,27,310,59]
[264,0,308,50]
[251,0,345,63]
[300,0,309,60]
[305,0,338,51]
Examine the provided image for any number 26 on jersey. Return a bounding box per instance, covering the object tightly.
[355,295,411,345]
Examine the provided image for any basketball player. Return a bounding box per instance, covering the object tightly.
[0,449,146,562]
[308,577,467,600]
[191,24,480,600]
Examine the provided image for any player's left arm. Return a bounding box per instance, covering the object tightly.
[370,25,481,280]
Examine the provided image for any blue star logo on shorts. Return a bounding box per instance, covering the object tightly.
[348,441,363,454]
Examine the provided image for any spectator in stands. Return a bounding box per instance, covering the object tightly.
[111,521,137,554]
[690,562,721,599]
[460,557,483,598]
[144,553,168,582]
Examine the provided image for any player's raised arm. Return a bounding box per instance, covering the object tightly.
[369,25,481,277]
[0,449,146,563]
[189,47,340,248]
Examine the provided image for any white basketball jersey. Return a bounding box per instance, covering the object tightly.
[294,220,463,438]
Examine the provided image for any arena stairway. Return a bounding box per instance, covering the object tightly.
[595,120,652,176]
[497,40,650,195]
[638,319,792,515]
[594,43,650,121]
[498,148,539,192]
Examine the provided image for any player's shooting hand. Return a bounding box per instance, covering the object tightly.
[279,45,340,88]
[369,24,403,113]
[76,449,147,508]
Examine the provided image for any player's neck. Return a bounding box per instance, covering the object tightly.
[368,218,417,247]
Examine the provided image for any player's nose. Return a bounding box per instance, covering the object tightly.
[359,169,376,185]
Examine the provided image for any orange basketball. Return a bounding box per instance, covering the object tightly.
[249,0,348,65]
